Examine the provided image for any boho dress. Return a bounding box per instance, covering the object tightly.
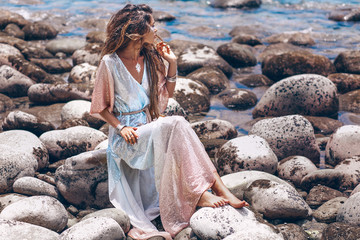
[90,52,216,239]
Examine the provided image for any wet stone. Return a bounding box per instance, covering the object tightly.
[153,10,176,22]
[306,185,346,208]
[258,43,307,62]
[218,88,257,110]
[235,74,273,87]
[304,116,343,135]
[216,43,257,68]
[210,0,262,9]
[264,32,315,46]
[232,33,262,46]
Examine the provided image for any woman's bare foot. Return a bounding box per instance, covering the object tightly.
[197,191,229,208]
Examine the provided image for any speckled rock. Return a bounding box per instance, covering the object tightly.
[325,125,360,166]
[0,43,22,66]
[0,193,27,212]
[12,176,58,198]
[327,73,360,94]
[301,221,328,240]
[174,227,198,240]
[218,88,257,110]
[244,180,312,220]
[81,208,130,233]
[264,32,315,46]
[30,58,72,74]
[258,43,306,62]
[55,149,110,208]
[0,219,59,240]
[306,185,346,208]
[178,45,233,77]
[46,38,87,55]
[163,98,187,118]
[300,169,344,191]
[232,33,262,46]
[334,156,360,191]
[277,156,317,187]
[276,223,308,240]
[304,116,343,135]
[339,89,360,113]
[249,115,320,163]
[22,21,57,40]
[186,66,229,94]
[252,74,338,118]
[0,93,14,113]
[191,119,237,140]
[337,192,360,225]
[173,77,210,114]
[40,126,107,161]
[190,205,282,240]
[68,63,97,83]
[321,222,360,240]
[235,74,273,87]
[210,0,262,9]
[61,100,91,121]
[72,43,102,66]
[0,195,67,232]
[262,51,335,81]
[334,50,360,74]
[2,111,55,136]
[313,197,347,223]
[0,65,35,97]
[215,135,278,175]
[28,83,92,104]
[0,144,38,193]
[216,43,256,68]
[60,217,124,240]
[221,170,293,199]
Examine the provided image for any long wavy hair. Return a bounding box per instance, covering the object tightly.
[101,4,166,120]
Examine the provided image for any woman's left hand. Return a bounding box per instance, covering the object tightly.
[157,43,177,63]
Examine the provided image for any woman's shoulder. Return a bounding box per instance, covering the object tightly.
[101,53,117,65]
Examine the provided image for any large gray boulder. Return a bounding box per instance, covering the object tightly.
[0,144,38,194]
[252,74,338,118]
[249,115,320,163]
[0,219,59,240]
[60,217,125,240]
[0,195,67,232]
[12,176,59,199]
[0,65,35,97]
[325,125,360,166]
[215,135,278,176]
[0,130,49,170]
[190,205,282,240]
[244,180,312,220]
[55,149,110,208]
[40,126,107,161]
[337,192,360,225]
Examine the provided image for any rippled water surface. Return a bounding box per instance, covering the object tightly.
[1,0,359,133]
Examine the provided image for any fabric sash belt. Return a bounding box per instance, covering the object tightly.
[114,105,151,123]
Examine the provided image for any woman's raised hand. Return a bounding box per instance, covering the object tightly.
[120,126,139,145]
[156,42,177,63]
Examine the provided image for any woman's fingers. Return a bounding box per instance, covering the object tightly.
[120,127,139,144]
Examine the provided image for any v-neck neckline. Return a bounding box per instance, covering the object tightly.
[115,52,146,86]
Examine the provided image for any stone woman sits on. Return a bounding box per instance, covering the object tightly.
[90,3,248,239]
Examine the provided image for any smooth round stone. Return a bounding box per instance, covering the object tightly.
[304,116,343,135]
[186,66,229,95]
[235,74,273,87]
[68,63,97,83]
[61,100,91,121]
[163,98,187,118]
[94,139,108,150]
[0,93,14,113]
[327,73,360,94]
[258,43,305,62]
[232,33,262,46]
[28,83,92,104]
[22,21,57,40]
[46,38,87,55]
[328,8,360,21]
[0,195,67,232]
[249,115,320,163]
[351,184,360,196]
[0,43,22,66]
[264,32,315,46]
[262,51,335,81]
[223,229,283,240]
[190,205,281,240]
[30,58,72,74]
[334,50,360,74]
[24,103,65,128]
[174,227,198,240]
[339,89,360,113]
[210,0,262,9]
[276,223,308,240]
[244,180,312,220]
[0,144,38,194]
[2,111,55,137]
[0,9,29,28]
[191,119,237,140]
[12,176,59,199]
[218,88,257,110]
[216,43,257,68]
[72,44,102,66]
[300,169,344,191]
[0,219,59,240]
[325,125,360,166]
[168,39,204,58]
[58,118,90,129]
[221,170,293,199]
[55,149,110,208]
[85,31,106,43]
[0,193,27,212]
[4,23,24,39]
[215,135,278,175]
[252,74,338,118]
[313,197,348,223]
[0,65,34,97]
[277,156,317,187]
[337,192,360,225]
[334,156,360,191]
[306,185,346,208]
[81,208,130,233]
[60,217,125,240]
[321,222,360,240]
[173,77,210,114]
[177,45,233,78]
[40,126,107,161]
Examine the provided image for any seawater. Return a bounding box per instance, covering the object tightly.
[1,0,359,133]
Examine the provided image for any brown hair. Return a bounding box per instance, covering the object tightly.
[101,4,166,120]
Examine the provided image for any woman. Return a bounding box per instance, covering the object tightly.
[90,4,248,239]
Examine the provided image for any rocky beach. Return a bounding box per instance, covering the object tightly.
[0,0,360,239]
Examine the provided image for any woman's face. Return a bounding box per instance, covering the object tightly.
[142,15,157,44]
